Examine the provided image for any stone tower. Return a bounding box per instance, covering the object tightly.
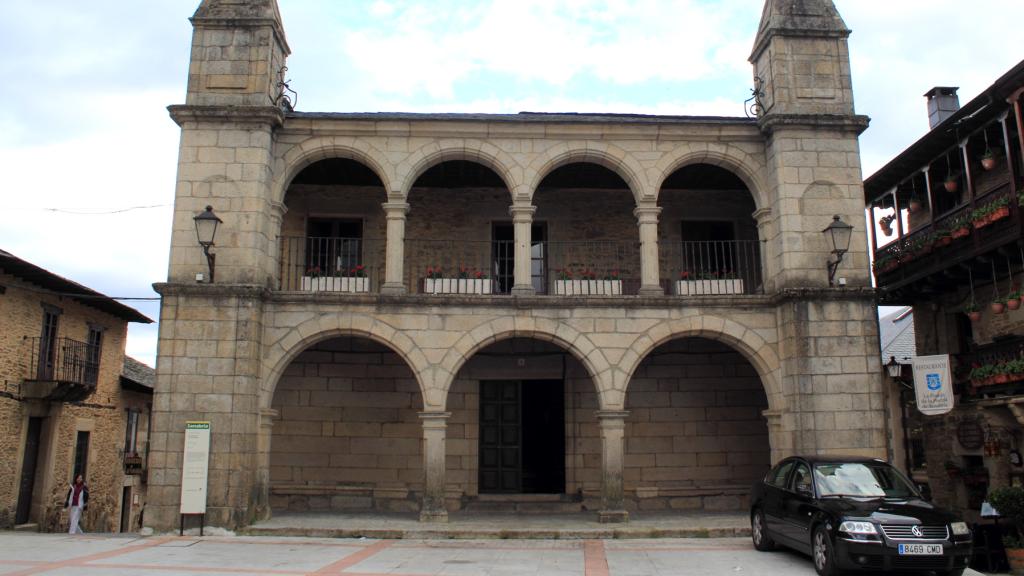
[749,0,880,456]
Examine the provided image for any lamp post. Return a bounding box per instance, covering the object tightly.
[823,214,853,287]
[193,205,222,282]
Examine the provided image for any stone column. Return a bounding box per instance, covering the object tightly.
[419,411,451,522]
[254,408,277,521]
[633,206,662,296]
[752,207,773,292]
[381,199,410,295]
[267,202,287,289]
[510,204,536,295]
[597,410,629,523]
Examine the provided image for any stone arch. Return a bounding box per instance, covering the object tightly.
[260,313,430,409]
[618,315,781,412]
[436,316,616,410]
[395,139,524,199]
[272,136,396,203]
[651,144,769,210]
[524,142,650,204]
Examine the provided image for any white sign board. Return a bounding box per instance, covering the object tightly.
[911,355,955,415]
[179,421,211,514]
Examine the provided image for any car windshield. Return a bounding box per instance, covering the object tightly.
[813,463,919,498]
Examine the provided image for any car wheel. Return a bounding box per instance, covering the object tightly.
[751,509,776,551]
[812,526,839,576]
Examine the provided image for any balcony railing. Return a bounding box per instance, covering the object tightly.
[661,239,764,295]
[280,236,383,293]
[25,336,99,401]
[280,236,762,297]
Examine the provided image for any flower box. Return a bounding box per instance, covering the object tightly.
[552,279,622,296]
[301,276,370,292]
[423,278,493,294]
[674,279,744,296]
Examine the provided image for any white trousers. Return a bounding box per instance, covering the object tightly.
[68,505,84,534]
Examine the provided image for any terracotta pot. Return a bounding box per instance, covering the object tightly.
[944,179,959,193]
[992,205,1011,221]
[935,236,953,247]
[1009,298,1021,311]
[909,200,922,213]
[996,373,1011,384]
[1005,547,1024,574]
[982,156,997,171]
[952,227,970,239]
[992,302,1006,314]
[968,310,983,322]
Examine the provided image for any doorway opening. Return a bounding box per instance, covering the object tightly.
[478,380,565,494]
[16,417,43,525]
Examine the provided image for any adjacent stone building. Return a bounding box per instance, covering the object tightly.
[147,0,886,530]
[0,249,153,532]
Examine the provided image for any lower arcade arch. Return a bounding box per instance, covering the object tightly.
[268,335,425,514]
[444,337,602,506]
[623,337,771,512]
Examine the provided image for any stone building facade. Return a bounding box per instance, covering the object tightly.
[146,0,887,530]
[0,249,153,532]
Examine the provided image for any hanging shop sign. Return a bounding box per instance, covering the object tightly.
[911,355,954,415]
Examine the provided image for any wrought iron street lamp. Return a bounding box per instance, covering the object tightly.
[193,205,222,282]
[823,214,853,287]
[885,356,903,379]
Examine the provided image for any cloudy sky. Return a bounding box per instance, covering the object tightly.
[0,0,1021,367]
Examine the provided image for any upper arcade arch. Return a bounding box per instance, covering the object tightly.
[396,140,524,199]
[273,136,396,203]
[651,145,769,209]
[524,142,650,204]
[260,313,431,409]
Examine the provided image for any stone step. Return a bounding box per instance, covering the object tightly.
[463,495,585,514]
[13,523,39,532]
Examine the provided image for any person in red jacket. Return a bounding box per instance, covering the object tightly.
[64,474,89,534]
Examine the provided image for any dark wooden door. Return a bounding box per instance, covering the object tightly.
[479,381,522,493]
[120,487,132,532]
[16,417,43,524]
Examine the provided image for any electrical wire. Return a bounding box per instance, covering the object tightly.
[42,204,171,215]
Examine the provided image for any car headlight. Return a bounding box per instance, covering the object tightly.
[951,522,970,536]
[839,521,878,535]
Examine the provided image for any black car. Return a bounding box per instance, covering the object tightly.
[750,456,972,575]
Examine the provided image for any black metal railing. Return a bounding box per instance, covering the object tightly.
[279,236,383,292]
[661,239,763,295]
[405,239,510,294]
[27,336,98,387]
[544,240,641,295]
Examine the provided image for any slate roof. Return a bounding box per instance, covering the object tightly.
[879,306,916,364]
[0,248,152,324]
[287,111,757,125]
[121,356,155,393]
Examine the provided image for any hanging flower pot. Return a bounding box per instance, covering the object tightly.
[1008,298,1021,311]
[992,300,1007,314]
[908,198,922,213]
[944,176,959,193]
[981,150,997,171]
[968,311,982,322]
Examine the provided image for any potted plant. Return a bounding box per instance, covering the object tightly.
[992,297,1007,315]
[980,148,998,171]
[933,227,953,248]
[1009,288,1022,310]
[944,174,959,193]
[987,486,1024,573]
[950,214,971,239]
[908,196,922,213]
[965,301,982,322]
[879,214,896,236]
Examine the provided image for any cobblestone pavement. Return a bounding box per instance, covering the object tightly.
[0,533,990,576]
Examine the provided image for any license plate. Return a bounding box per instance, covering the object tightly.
[898,544,943,555]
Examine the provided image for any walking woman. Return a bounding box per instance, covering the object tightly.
[64,474,89,534]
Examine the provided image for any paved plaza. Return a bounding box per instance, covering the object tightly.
[0,532,991,576]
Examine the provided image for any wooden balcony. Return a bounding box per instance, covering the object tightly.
[23,336,99,402]
[873,183,1023,304]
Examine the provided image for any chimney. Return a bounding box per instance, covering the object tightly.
[924,87,960,129]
